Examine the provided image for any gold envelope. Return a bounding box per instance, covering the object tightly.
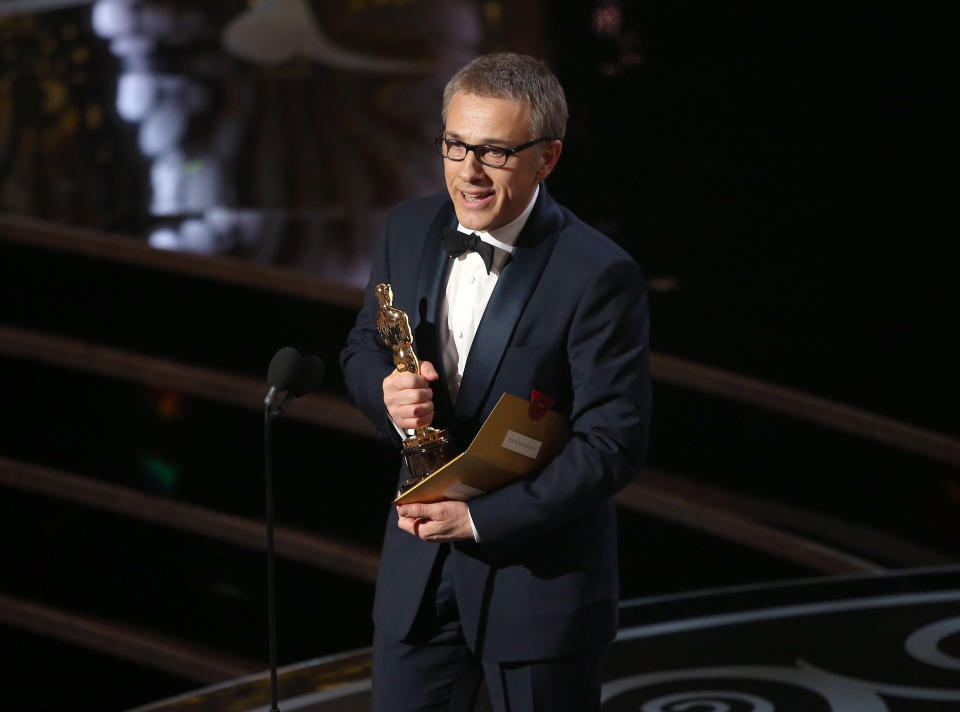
[394,393,571,505]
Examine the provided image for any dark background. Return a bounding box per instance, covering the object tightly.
[0,1,956,710]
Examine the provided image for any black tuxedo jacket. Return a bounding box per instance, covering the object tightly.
[340,184,651,661]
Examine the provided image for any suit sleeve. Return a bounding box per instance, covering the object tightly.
[467,257,651,561]
[339,216,403,445]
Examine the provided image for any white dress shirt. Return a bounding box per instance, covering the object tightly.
[440,184,539,401]
[397,186,540,542]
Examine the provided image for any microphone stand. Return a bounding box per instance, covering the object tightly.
[259,347,322,710]
[262,393,290,712]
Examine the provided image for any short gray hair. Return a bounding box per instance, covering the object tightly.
[441,53,568,140]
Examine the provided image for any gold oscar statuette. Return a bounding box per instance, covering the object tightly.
[376,283,456,493]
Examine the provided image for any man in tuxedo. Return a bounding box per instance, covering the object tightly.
[340,52,650,711]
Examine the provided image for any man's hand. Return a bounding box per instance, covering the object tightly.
[397,500,473,542]
[383,361,439,430]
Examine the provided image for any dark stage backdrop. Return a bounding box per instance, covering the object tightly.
[1,0,953,430]
[0,1,955,710]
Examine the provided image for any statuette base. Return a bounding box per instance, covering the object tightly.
[400,427,456,494]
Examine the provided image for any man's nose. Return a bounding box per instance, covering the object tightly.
[458,150,487,180]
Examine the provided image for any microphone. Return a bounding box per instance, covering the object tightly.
[266,351,326,416]
[260,347,326,711]
[264,346,303,408]
[288,354,326,397]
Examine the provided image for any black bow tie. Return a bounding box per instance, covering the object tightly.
[440,227,496,274]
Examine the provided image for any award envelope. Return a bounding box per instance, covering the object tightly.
[394,393,571,505]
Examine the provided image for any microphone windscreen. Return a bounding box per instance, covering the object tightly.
[267,346,302,389]
[290,354,326,397]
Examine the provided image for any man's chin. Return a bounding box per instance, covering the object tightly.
[453,211,497,233]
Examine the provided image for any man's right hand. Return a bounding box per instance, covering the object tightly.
[383,360,439,430]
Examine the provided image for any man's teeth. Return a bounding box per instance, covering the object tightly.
[464,192,491,202]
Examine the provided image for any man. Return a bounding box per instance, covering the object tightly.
[340,52,650,711]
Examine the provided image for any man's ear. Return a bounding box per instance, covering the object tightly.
[536,139,563,181]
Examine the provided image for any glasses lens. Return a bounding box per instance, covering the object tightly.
[476,146,508,167]
[440,139,466,160]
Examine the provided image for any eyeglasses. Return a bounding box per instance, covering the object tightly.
[435,136,553,168]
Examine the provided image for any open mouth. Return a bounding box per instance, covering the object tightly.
[461,190,494,204]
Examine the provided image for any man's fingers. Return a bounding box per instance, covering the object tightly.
[397,516,415,536]
[385,388,434,408]
[383,375,435,426]
[398,503,425,519]
[398,502,449,520]
[384,370,428,391]
[396,514,428,537]
[396,502,470,542]
[397,514,440,540]
[419,361,439,382]
[415,519,447,540]
[396,416,433,430]
[383,365,436,427]
[384,398,433,416]
[389,403,434,430]
[397,503,446,522]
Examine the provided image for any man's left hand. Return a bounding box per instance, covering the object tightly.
[397,501,473,542]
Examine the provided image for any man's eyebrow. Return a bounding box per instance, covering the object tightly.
[443,131,512,146]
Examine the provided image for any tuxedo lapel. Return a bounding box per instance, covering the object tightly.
[413,201,457,426]
[454,186,564,423]
[412,202,455,332]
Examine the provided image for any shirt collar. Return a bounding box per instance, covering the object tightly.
[456,184,539,254]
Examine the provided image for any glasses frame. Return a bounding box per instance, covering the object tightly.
[435,136,554,168]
